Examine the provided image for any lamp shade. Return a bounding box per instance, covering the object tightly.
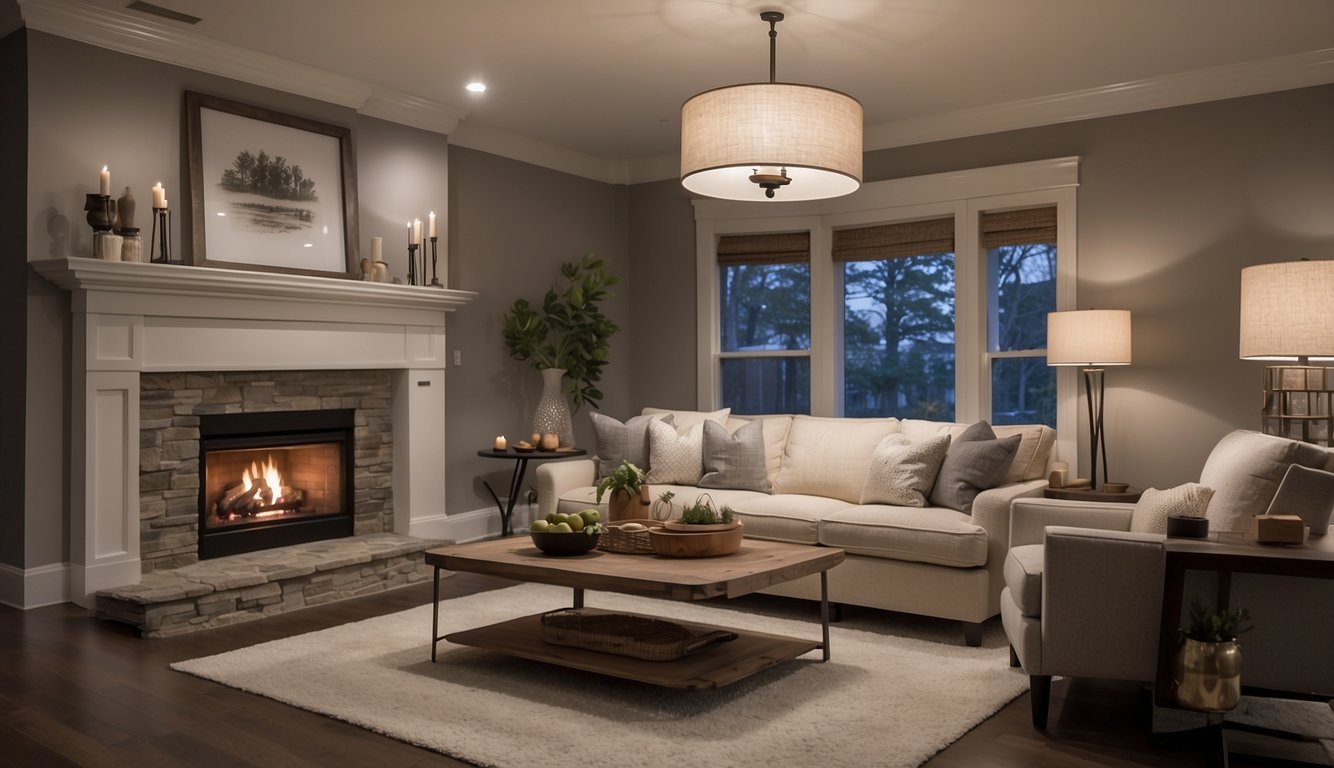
[1047,309,1133,366]
[1239,260,1334,360]
[680,82,863,202]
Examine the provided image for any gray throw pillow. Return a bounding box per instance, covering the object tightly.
[699,420,771,492]
[590,412,673,479]
[929,421,1021,513]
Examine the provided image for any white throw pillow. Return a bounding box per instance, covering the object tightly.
[860,433,951,507]
[1130,483,1215,534]
[646,419,707,485]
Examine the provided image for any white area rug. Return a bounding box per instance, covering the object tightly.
[173,584,1027,768]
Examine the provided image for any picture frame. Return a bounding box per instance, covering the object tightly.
[186,91,359,278]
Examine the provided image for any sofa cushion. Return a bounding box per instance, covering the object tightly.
[860,433,951,507]
[645,419,706,485]
[726,494,855,545]
[929,421,1021,513]
[640,406,730,432]
[772,416,900,503]
[699,420,771,492]
[727,415,792,486]
[1266,464,1334,535]
[589,412,672,479]
[1200,430,1332,532]
[1004,544,1044,617]
[819,505,989,568]
[1130,483,1213,534]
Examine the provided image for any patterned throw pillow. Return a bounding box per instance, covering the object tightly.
[646,419,708,485]
[590,412,673,479]
[699,420,771,492]
[928,421,1021,513]
[861,433,952,507]
[1130,483,1215,534]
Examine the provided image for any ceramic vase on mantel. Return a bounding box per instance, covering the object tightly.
[532,367,574,448]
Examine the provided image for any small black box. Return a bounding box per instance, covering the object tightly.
[1167,515,1209,538]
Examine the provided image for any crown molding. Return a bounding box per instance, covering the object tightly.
[863,46,1334,152]
[17,0,466,136]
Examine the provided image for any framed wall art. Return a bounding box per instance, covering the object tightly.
[186,91,359,277]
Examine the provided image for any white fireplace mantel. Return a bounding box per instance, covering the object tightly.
[32,258,475,606]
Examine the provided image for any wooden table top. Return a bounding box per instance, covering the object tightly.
[425,536,844,601]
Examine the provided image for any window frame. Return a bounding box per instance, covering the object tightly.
[693,157,1079,465]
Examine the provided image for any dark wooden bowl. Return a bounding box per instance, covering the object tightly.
[530,530,600,556]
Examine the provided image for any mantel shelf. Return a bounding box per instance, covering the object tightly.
[30,257,476,314]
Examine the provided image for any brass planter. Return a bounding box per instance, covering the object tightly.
[1173,637,1242,712]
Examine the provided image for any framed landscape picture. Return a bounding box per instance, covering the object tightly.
[186,91,359,277]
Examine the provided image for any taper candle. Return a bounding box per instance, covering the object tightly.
[371,236,382,262]
[100,166,110,196]
[412,218,423,245]
[428,211,436,238]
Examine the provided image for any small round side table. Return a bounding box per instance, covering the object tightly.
[477,448,587,536]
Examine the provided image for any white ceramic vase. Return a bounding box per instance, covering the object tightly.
[532,368,574,448]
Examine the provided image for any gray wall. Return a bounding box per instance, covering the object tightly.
[627,84,1334,490]
[2,29,27,570]
[446,146,631,514]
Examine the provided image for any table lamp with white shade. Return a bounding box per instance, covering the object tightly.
[1240,260,1334,445]
[1047,309,1133,490]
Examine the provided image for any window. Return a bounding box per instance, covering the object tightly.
[695,158,1077,456]
[836,217,956,419]
[717,232,811,414]
[985,207,1058,427]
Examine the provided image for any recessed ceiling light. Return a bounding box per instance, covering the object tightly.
[466,82,487,94]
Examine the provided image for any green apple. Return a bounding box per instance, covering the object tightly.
[579,509,600,525]
[566,514,585,532]
[552,522,573,533]
[545,512,560,524]
[531,520,550,532]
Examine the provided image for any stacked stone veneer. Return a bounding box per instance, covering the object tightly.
[139,370,395,572]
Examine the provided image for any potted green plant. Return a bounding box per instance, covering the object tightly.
[594,460,649,522]
[502,254,619,445]
[664,493,739,531]
[1173,599,1252,712]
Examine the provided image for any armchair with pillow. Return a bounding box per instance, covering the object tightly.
[1002,429,1334,729]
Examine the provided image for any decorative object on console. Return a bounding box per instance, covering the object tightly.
[1166,515,1210,538]
[186,91,359,278]
[502,253,619,443]
[680,11,862,202]
[1240,260,1334,446]
[1046,309,1133,491]
[1174,600,1251,713]
[1248,514,1306,545]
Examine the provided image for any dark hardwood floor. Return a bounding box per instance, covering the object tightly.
[0,575,1280,767]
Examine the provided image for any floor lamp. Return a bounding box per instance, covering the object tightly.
[1240,260,1334,446]
[1047,310,1133,491]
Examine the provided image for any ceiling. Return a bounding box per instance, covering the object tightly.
[19,0,1334,182]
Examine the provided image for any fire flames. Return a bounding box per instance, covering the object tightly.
[242,455,286,515]
[215,453,305,522]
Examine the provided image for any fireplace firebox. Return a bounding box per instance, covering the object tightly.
[198,409,355,559]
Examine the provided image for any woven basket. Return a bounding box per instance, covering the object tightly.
[540,608,737,661]
[597,518,658,554]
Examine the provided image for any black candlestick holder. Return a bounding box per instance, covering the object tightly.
[407,243,418,285]
[429,236,442,287]
[149,206,173,263]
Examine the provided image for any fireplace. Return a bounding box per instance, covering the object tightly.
[198,408,355,559]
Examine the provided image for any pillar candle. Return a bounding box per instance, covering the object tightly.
[100,166,110,196]
[428,211,436,238]
[494,435,507,451]
[371,236,382,262]
[152,182,165,209]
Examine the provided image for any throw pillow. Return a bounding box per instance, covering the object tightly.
[1130,483,1215,534]
[928,421,1021,513]
[860,433,951,507]
[1266,464,1334,535]
[646,418,707,485]
[1199,429,1332,532]
[699,420,771,492]
[589,412,673,479]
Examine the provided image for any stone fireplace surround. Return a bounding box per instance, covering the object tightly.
[33,258,474,607]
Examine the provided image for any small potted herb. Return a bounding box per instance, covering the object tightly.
[664,493,740,531]
[594,460,650,522]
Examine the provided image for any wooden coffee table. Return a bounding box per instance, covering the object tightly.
[424,537,845,689]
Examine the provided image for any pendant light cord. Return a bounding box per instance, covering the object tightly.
[762,10,783,83]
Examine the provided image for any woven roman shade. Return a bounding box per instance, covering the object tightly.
[717,232,810,266]
[980,206,1057,249]
[831,217,954,262]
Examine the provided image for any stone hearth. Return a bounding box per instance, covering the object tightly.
[97,533,440,637]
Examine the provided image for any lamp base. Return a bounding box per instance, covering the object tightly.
[1260,365,1332,446]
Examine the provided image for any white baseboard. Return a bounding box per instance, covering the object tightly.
[408,506,529,544]
[0,561,71,609]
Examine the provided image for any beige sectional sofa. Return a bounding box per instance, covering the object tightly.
[537,408,1056,645]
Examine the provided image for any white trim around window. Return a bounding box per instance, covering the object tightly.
[693,156,1080,465]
